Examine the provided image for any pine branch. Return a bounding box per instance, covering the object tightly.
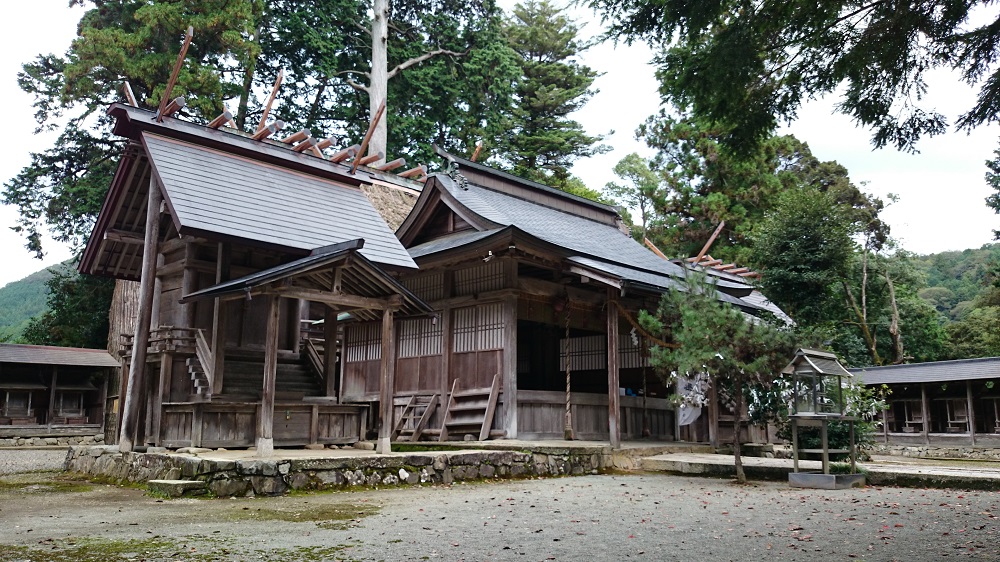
[387,49,468,80]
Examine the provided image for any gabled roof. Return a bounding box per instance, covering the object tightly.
[850,356,1000,385]
[398,157,754,299]
[782,348,852,377]
[81,104,419,279]
[0,344,118,368]
[181,239,432,321]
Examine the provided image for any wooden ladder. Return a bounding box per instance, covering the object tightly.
[391,394,440,442]
[439,374,503,442]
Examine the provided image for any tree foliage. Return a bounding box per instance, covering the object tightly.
[498,0,607,189]
[589,0,1000,153]
[639,273,798,482]
[20,268,115,350]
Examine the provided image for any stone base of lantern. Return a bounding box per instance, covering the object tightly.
[789,472,865,490]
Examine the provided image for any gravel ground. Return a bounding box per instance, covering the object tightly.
[1,472,998,561]
[0,448,68,475]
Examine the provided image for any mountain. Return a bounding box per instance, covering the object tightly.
[913,243,1000,321]
[0,261,72,341]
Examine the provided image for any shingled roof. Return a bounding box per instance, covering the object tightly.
[851,356,1000,385]
[80,104,420,280]
[397,150,754,301]
[0,344,118,368]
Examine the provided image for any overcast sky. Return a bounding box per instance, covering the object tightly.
[1,1,998,290]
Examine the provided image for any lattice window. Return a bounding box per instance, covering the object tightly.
[344,322,381,362]
[559,335,606,371]
[401,272,445,302]
[619,333,651,369]
[453,302,505,352]
[398,317,443,358]
[454,260,505,296]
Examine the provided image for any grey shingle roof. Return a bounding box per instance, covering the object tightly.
[144,133,415,269]
[408,229,503,259]
[851,357,1000,385]
[0,344,118,368]
[432,174,752,297]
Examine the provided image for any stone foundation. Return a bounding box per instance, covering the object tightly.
[0,434,104,448]
[63,444,627,497]
[872,444,1000,461]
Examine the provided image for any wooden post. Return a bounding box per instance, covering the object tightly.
[211,243,230,395]
[180,241,197,327]
[376,306,397,454]
[820,419,830,475]
[708,383,719,448]
[790,419,799,472]
[153,353,171,446]
[324,305,338,398]
[48,366,58,426]
[921,383,930,444]
[606,291,621,448]
[502,294,518,439]
[882,406,889,443]
[256,295,281,457]
[967,380,977,446]
[119,177,162,452]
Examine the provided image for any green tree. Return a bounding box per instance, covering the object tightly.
[589,0,1000,152]
[985,143,1000,239]
[604,152,662,241]
[500,0,607,189]
[639,273,798,483]
[20,268,115,349]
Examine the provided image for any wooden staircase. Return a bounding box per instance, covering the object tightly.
[391,394,440,442]
[438,374,504,442]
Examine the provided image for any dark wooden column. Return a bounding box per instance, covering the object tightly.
[47,366,58,426]
[377,305,397,454]
[119,177,162,452]
[967,380,977,445]
[324,305,338,398]
[502,294,518,438]
[920,383,930,444]
[256,295,281,457]
[607,291,621,448]
[180,240,197,327]
[152,353,171,446]
[210,242,231,395]
[708,384,719,447]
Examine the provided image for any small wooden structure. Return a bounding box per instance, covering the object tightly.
[854,356,1000,448]
[0,344,115,438]
[784,348,864,489]
[79,104,431,455]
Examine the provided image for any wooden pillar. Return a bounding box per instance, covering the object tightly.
[211,242,231,395]
[152,353,171,446]
[119,177,162,452]
[967,380,977,446]
[47,366,58,426]
[323,305,338,398]
[708,384,719,448]
[920,383,930,444]
[606,291,621,449]
[881,406,889,443]
[256,295,281,457]
[180,241,197,328]
[150,252,164,328]
[440,307,452,401]
[502,294,518,439]
[377,306,397,454]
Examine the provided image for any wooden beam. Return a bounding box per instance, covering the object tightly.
[105,229,145,245]
[502,294,518,438]
[292,137,319,153]
[693,221,725,264]
[643,238,669,260]
[607,290,621,449]
[251,120,285,141]
[399,164,426,179]
[967,380,977,445]
[161,96,186,118]
[715,263,737,271]
[119,176,162,451]
[256,295,281,457]
[208,109,233,129]
[47,366,58,426]
[377,157,406,172]
[210,242,230,395]
[156,26,193,122]
[324,306,338,398]
[267,287,391,310]
[921,383,930,445]
[316,138,334,151]
[123,81,138,106]
[356,152,383,167]
[282,129,311,145]
[352,99,386,174]
[376,306,397,454]
[471,140,483,162]
[256,69,284,133]
[330,144,360,163]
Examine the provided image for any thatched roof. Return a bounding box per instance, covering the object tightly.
[361,183,418,232]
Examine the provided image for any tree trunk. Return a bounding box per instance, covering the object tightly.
[842,280,881,365]
[884,269,904,364]
[732,381,745,483]
[369,0,389,164]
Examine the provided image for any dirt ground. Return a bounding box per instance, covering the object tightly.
[1,469,999,562]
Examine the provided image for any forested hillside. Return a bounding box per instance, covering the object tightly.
[0,262,71,340]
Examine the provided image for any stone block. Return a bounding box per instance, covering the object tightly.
[208,476,251,497]
[442,468,453,485]
[277,462,290,475]
[250,476,287,496]
[304,443,325,450]
[317,471,346,486]
[148,479,207,498]
[287,472,311,490]
[432,455,448,471]
[176,447,213,455]
[407,454,434,466]
[354,441,376,450]
[366,472,381,486]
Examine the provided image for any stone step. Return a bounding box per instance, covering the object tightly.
[147,479,208,498]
